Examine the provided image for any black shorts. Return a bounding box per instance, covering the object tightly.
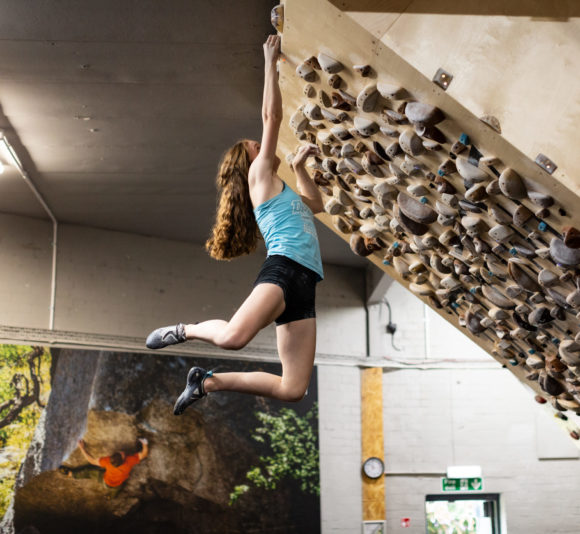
[253,255,318,326]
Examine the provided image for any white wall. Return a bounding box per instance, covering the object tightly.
[0,213,367,358]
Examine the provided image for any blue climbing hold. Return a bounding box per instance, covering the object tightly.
[509,247,517,256]
[393,241,399,249]
[538,221,547,231]
[459,133,470,145]
[420,196,427,204]
[437,169,445,176]
[528,348,536,355]
[383,260,390,265]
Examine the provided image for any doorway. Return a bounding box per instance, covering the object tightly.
[425,493,501,534]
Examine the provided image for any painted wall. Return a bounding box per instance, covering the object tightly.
[0,213,367,358]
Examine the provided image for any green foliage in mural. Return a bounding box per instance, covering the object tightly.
[0,345,51,517]
[230,403,319,505]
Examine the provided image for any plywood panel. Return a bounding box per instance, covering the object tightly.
[277,0,580,440]
[361,368,386,520]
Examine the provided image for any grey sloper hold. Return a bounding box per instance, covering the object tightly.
[455,157,488,183]
[317,52,343,74]
[330,126,352,141]
[465,307,486,335]
[549,237,580,267]
[394,204,429,236]
[545,287,571,310]
[397,192,437,224]
[404,102,444,127]
[361,154,383,177]
[538,268,558,288]
[528,190,554,208]
[356,84,379,113]
[354,116,379,136]
[508,259,541,293]
[498,168,527,199]
[296,62,316,82]
[398,129,424,156]
[376,82,406,100]
[360,222,380,238]
[488,224,513,243]
[345,157,364,175]
[289,107,308,132]
[435,200,457,218]
[528,306,553,326]
[321,108,340,123]
[481,284,515,309]
[559,340,580,366]
[304,102,323,120]
[373,181,397,205]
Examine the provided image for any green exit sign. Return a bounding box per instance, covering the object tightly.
[441,477,483,492]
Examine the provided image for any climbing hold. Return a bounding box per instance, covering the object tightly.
[398,129,424,157]
[479,115,502,134]
[397,192,437,224]
[270,4,284,32]
[455,157,488,182]
[498,168,526,199]
[353,64,372,77]
[296,62,316,82]
[317,52,343,74]
[354,116,379,137]
[404,102,444,127]
[562,226,580,248]
[356,84,380,113]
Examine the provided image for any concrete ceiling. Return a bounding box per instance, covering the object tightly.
[0,0,367,268]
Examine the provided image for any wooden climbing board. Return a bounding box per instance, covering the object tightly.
[275,0,580,442]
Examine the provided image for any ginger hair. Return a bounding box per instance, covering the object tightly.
[205,140,260,260]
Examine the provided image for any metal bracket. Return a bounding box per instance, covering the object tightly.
[433,68,453,90]
[535,153,557,175]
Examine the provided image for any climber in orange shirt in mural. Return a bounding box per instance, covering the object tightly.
[60,437,148,495]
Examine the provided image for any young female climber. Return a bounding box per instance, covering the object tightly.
[145,34,325,415]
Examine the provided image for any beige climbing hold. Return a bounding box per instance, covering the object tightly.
[480,155,500,167]
[567,289,580,308]
[488,224,513,243]
[356,84,379,113]
[328,74,342,89]
[482,284,515,309]
[538,269,558,288]
[526,354,545,370]
[359,206,373,219]
[380,126,400,139]
[550,237,580,267]
[393,204,429,236]
[325,197,344,215]
[356,177,375,192]
[489,307,509,321]
[344,157,364,175]
[528,191,554,208]
[397,192,437,224]
[340,144,356,159]
[289,107,308,132]
[439,229,458,247]
[479,114,501,133]
[317,131,335,145]
[270,4,284,32]
[409,283,434,297]
[382,109,407,125]
[320,108,339,123]
[440,193,458,208]
[296,62,316,82]
[350,234,371,257]
[407,184,429,197]
[304,83,315,98]
[461,215,484,236]
[393,256,410,278]
[354,116,379,137]
[304,103,323,121]
[435,200,457,218]
[498,168,526,199]
[405,102,444,127]
[376,82,405,99]
[513,204,532,227]
[438,159,456,176]
[560,339,580,367]
[333,216,353,234]
[317,52,343,74]
[330,126,352,141]
[375,214,390,230]
[485,180,501,196]
[423,140,442,151]
[322,158,337,174]
[398,129,424,157]
[455,157,488,183]
[508,259,540,293]
[361,153,383,177]
[334,188,352,207]
[360,222,380,238]
[488,205,511,225]
[318,90,331,108]
[353,64,372,77]
[464,184,487,203]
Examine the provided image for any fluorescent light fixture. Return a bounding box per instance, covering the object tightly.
[447,465,482,478]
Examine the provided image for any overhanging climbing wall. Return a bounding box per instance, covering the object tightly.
[274,0,580,441]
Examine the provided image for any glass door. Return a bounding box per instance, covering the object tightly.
[425,493,501,534]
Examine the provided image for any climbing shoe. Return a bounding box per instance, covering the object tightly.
[173,367,213,415]
[146,323,186,349]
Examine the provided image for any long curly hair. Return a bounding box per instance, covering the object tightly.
[205,140,260,260]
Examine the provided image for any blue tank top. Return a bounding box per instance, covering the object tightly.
[254,183,324,280]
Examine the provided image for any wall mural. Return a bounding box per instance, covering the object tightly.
[0,347,320,534]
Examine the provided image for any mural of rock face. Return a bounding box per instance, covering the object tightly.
[8,349,320,534]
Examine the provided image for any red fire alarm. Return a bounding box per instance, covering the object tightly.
[401,517,411,528]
